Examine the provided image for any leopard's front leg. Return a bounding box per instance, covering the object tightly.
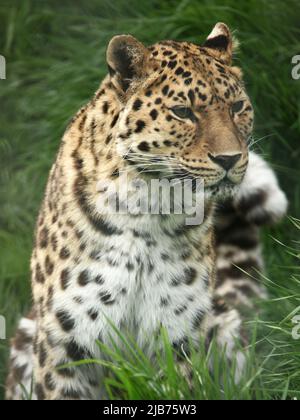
[174,297,247,385]
[201,297,247,382]
[33,316,103,400]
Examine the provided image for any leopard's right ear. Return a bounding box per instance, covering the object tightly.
[106,35,150,93]
[203,23,235,65]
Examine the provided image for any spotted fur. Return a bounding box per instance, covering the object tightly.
[6,23,287,400]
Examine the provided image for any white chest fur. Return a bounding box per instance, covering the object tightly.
[51,213,212,356]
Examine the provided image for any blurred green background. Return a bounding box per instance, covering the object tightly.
[0,0,299,399]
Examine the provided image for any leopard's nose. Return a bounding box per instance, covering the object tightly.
[208,153,242,171]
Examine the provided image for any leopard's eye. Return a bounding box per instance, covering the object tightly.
[231,100,245,114]
[170,106,195,121]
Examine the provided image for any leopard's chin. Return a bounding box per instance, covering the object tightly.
[205,178,240,200]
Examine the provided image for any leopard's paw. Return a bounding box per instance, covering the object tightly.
[234,152,288,225]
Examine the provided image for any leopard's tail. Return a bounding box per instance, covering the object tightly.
[214,152,288,309]
[5,310,37,400]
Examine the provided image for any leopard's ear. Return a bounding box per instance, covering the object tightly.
[203,23,235,65]
[107,35,150,93]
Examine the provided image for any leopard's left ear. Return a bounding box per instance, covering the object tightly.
[203,22,236,65]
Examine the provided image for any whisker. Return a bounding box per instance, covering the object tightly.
[248,133,274,149]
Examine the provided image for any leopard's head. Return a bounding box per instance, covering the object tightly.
[107,23,253,197]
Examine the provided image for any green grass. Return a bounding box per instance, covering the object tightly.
[61,327,267,400]
[59,266,300,401]
[0,0,299,400]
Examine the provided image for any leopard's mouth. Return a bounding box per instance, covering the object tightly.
[122,155,242,196]
[168,168,236,188]
[168,169,242,197]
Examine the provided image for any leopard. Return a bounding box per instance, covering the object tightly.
[5,23,287,400]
